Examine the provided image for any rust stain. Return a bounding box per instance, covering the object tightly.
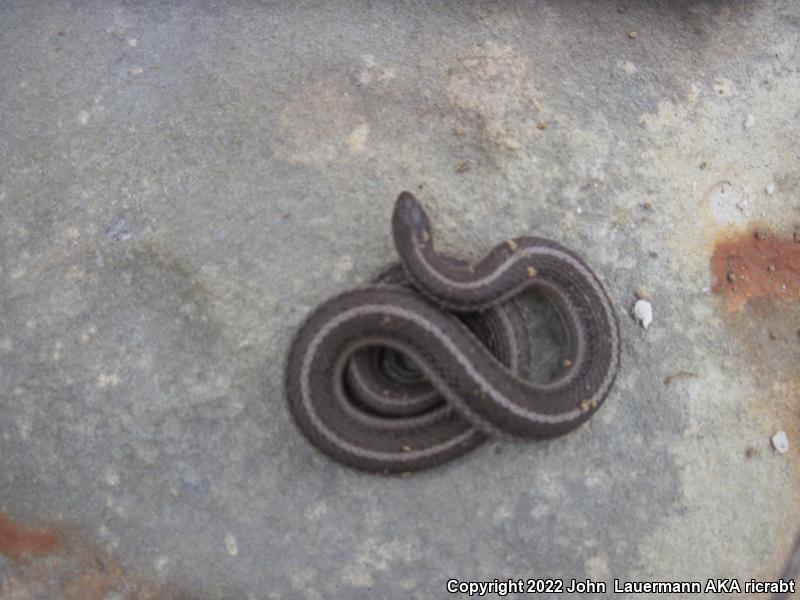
[0,512,59,562]
[0,512,178,599]
[710,226,800,581]
[709,227,800,457]
[711,228,800,313]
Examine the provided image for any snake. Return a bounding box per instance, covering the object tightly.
[284,192,620,473]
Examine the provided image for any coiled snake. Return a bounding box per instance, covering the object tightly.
[284,192,620,473]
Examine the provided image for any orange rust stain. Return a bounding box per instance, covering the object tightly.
[0,512,59,562]
[710,226,800,581]
[0,512,178,599]
[711,229,800,313]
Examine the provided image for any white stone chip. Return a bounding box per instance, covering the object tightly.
[225,532,239,556]
[743,113,755,129]
[771,431,789,454]
[633,299,653,329]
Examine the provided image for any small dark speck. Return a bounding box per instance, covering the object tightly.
[454,161,470,174]
[699,162,707,170]
[744,446,758,459]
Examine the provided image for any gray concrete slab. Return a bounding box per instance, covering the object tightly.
[1,1,799,598]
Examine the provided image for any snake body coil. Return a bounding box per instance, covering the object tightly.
[285,192,620,473]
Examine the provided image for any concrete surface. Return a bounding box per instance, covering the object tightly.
[1,1,799,598]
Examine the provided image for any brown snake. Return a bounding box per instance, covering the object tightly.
[284,192,621,473]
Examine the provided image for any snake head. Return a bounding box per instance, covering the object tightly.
[393,192,432,246]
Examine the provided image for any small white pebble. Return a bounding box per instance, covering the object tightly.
[224,532,239,556]
[765,183,775,195]
[743,113,755,129]
[633,299,653,329]
[771,431,789,454]
[576,207,583,214]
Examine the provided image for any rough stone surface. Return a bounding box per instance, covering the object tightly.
[1,1,799,598]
